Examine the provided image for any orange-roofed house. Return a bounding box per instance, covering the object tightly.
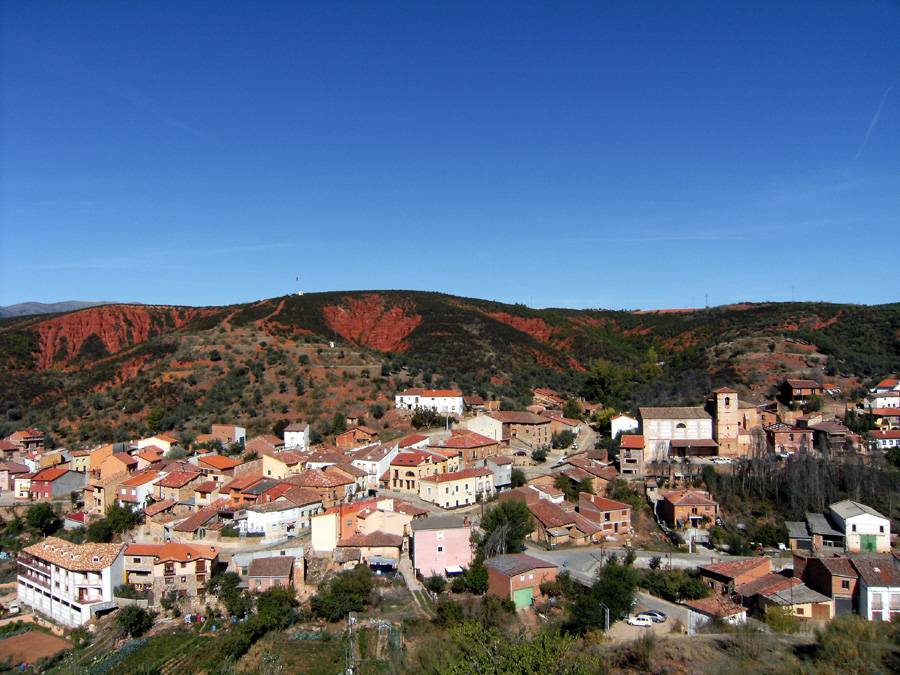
[155,471,204,503]
[660,489,719,528]
[578,493,633,538]
[698,557,772,594]
[419,468,495,509]
[394,388,465,416]
[196,454,242,480]
[67,450,91,473]
[335,426,379,450]
[389,451,438,493]
[124,542,220,603]
[88,444,116,474]
[7,428,44,451]
[430,430,501,464]
[526,499,603,547]
[135,447,164,470]
[29,467,86,501]
[398,434,430,450]
[192,480,222,507]
[618,434,645,480]
[99,452,139,481]
[116,471,163,511]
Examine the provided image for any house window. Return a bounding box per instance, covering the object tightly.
[519,575,525,581]
[437,546,443,553]
[841,580,850,589]
[852,525,857,532]
[880,526,884,533]
[795,607,804,616]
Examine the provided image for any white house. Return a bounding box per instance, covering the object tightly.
[464,414,505,441]
[283,422,310,451]
[638,407,714,462]
[683,596,747,634]
[137,434,178,453]
[418,467,495,509]
[395,388,464,416]
[241,499,322,542]
[870,378,900,393]
[870,430,900,451]
[853,555,900,622]
[350,442,399,490]
[828,500,891,553]
[610,413,639,440]
[17,538,124,627]
[866,391,900,410]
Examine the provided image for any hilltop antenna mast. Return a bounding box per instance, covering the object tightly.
[296,274,304,297]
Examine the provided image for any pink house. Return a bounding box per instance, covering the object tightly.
[410,515,473,577]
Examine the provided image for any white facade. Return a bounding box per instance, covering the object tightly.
[828,501,891,553]
[866,393,900,409]
[419,471,495,509]
[640,409,714,462]
[17,544,123,627]
[859,583,900,621]
[351,444,399,489]
[116,480,159,512]
[871,432,900,450]
[395,390,464,416]
[284,424,310,451]
[241,501,322,542]
[611,414,639,439]
[464,414,504,441]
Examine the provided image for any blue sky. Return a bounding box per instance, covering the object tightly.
[1,2,898,310]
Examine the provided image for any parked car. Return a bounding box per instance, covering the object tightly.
[626,615,653,627]
[638,610,667,623]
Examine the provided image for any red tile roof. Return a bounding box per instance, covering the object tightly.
[337,530,403,548]
[156,471,202,488]
[698,557,770,580]
[31,467,68,482]
[420,467,493,484]
[398,434,428,448]
[662,489,718,507]
[198,455,242,471]
[619,434,645,449]
[144,499,177,516]
[120,470,161,487]
[432,430,498,449]
[391,451,431,467]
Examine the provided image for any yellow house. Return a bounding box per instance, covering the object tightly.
[68,451,91,473]
[356,508,412,538]
[262,451,306,479]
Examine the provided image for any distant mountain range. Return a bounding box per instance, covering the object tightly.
[0,300,113,319]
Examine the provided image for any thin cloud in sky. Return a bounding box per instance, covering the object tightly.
[855,82,896,159]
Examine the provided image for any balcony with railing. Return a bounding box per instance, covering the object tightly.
[18,563,50,589]
[18,553,51,575]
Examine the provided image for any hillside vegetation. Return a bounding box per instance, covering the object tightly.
[1,291,898,444]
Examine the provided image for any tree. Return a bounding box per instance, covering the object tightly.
[479,501,534,557]
[85,519,113,543]
[311,564,374,621]
[463,560,489,595]
[551,430,576,449]
[256,586,297,629]
[424,575,447,594]
[563,399,582,420]
[331,412,347,435]
[26,503,61,536]
[105,504,141,534]
[568,558,639,633]
[582,359,633,407]
[117,606,156,638]
[510,469,527,488]
[531,448,548,463]
[434,596,464,626]
[369,404,385,420]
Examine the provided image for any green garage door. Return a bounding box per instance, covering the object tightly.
[513,587,533,609]
[860,534,877,552]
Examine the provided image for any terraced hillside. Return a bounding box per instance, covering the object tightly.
[1,291,898,444]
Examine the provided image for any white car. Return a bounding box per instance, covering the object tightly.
[626,615,653,628]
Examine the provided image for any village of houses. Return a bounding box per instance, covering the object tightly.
[0,375,899,664]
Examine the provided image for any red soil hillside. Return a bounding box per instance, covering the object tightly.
[323,294,422,352]
[487,312,555,343]
[33,305,204,369]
